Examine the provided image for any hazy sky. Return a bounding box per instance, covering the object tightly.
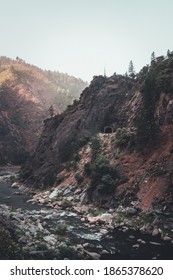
[0,0,173,82]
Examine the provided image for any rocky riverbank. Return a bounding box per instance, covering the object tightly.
[0,167,173,260]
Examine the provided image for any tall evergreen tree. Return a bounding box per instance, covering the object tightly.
[128,60,135,78]
[151,51,156,62]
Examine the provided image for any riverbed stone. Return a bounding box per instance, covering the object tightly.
[129,235,135,239]
[43,235,57,245]
[152,228,160,236]
[49,189,62,200]
[102,249,109,254]
[18,236,28,243]
[163,235,172,241]
[132,244,140,248]
[100,228,108,235]
[137,239,146,244]
[125,207,138,215]
[84,250,101,260]
[76,244,83,250]
[11,182,20,189]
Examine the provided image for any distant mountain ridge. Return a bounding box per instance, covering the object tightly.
[0,56,88,164]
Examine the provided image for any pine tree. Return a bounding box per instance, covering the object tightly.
[151,51,156,62]
[167,49,173,58]
[128,60,135,78]
[167,49,171,58]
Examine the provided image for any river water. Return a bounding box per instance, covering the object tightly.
[0,167,173,260]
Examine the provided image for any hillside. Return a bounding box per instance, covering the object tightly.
[21,52,173,214]
[0,56,88,164]
[1,53,173,260]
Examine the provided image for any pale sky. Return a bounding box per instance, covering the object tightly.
[0,0,173,82]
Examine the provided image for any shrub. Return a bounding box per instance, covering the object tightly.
[54,223,67,235]
[74,172,83,184]
[90,156,119,194]
[97,174,115,194]
[90,135,101,161]
[87,208,101,216]
[84,162,91,176]
[112,128,131,147]
[72,160,78,171]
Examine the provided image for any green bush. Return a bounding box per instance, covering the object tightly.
[87,208,101,216]
[97,174,115,194]
[54,223,67,235]
[90,156,118,194]
[74,172,83,184]
[112,128,131,147]
[90,135,101,161]
[84,162,91,176]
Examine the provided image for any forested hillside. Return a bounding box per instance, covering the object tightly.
[0,56,88,164]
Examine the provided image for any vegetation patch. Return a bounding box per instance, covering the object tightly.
[88,155,119,195]
[74,172,84,184]
[90,135,101,161]
[0,224,22,259]
[54,223,67,235]
[111,128,131,147]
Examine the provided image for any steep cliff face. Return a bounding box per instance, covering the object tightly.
[0,57,87,164]
[21,55,173,211]
[20,74,140,185]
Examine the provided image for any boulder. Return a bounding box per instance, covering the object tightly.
[152,228,160,237]
[49,189,61,199]
[11,182,20,189]
[43,235,56,245]
[84,250,101,260]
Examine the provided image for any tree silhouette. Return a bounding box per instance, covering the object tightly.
[128,60,135,78]
[151,51,156,62]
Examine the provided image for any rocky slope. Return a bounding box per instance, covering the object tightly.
[0,56,88,164]
[21,53,173,214]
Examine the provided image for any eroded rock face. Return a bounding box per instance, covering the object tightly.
[21,75,138,186]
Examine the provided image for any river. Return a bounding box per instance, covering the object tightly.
[0,166,173,260]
